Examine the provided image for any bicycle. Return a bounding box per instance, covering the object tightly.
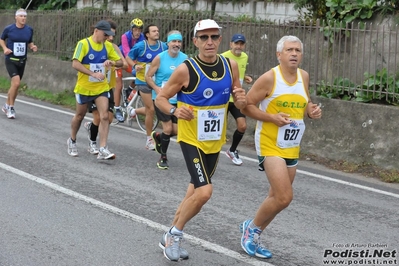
[117,76,159,132]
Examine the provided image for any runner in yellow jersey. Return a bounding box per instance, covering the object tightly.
[67,20,123,160]
[221,33,253,165]
[240,35,322,259]
[155,19,246,262]
[84,19,128,155]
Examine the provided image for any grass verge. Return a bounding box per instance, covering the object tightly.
[0,77,75,109]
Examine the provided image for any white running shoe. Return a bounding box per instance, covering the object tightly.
[88,141,99,155]
[97,147,115,160]
[67,138,78,157]
[2,104,9,114]
[127,106,136,119]
[7,107,16,119]
[225,149,243,166]
[146,138,155,150]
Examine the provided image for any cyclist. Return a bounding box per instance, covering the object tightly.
[146,30,188,169]
[221,33,253,166]
[84,19,128,155]
[114,18,145,122]
[126,24,167,150]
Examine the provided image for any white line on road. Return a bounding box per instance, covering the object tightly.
[0,162,273,266]
[3,95,399,199]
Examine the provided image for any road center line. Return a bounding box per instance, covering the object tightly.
[4,95,399,200]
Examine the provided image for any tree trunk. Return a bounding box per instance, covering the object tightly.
[123,0,128,13]
[210,0,216,18]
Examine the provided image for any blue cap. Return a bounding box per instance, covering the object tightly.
[231,34,246,43]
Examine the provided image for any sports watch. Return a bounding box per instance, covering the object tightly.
[169,106,176,115]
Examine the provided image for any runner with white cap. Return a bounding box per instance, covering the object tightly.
[155,19,247,261]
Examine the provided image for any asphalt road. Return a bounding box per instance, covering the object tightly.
[1,94,398,266]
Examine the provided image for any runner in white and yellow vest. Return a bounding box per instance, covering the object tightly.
[240,35,322,259]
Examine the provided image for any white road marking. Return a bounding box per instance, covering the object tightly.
[0,162,273,266]
[3,95,398,199]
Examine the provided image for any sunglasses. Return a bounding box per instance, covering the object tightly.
[196,34,220,41]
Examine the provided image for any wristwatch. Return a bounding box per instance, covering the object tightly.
[169,106,176,115]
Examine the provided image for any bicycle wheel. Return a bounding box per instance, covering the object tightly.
[135,95,159,132]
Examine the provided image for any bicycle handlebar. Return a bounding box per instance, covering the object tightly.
[122,77,136,81]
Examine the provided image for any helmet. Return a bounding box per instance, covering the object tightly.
[130,18,143,29]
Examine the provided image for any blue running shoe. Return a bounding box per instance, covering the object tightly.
[240,219,272,259]
[255,241,272,259]
[240,219,257,256]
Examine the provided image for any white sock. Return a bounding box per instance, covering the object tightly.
[170,226,183,235]
[249,220,261,230]
[115,106,120,109]
[147,136,151,141]
[130,108,136,116]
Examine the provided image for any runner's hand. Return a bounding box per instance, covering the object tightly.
[273,112,292,127]
[175,106,194,121]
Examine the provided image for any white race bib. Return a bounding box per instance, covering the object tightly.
[89,63,105,82]
[13,42,26,56]
[197,108,225,141]
[276,119,306,148]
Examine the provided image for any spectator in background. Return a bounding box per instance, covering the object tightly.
[221,33,253,166]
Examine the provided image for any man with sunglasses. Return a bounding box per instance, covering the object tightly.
[67,20,123,159]
[114,18,145,122]
[155,19,246,261]
[1,8,37,119]
[221,33,253,166]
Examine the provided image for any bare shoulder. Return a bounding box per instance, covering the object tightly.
[300,69,309,81]
[252,69,274,90]
[169,62,189,87]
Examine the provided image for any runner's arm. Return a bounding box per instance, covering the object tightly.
[145,55,161,93]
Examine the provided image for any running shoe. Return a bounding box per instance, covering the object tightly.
[67,138,78,157]
[83,121,93,141]
[225,149,243,165]
[126,106,136,118]
[254,240,273,259]
[240,219,272,258]
[151,131,162,154]
[7,107,16,119]
[97,147,115,160]
[240,219,257,256]
[146,138,155,150]
[114,108,124,122]
[162,231,183,261]
[88,141,99,155]
[2,104,9,114]
[159,232,189,260]
[157,155,169,169]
